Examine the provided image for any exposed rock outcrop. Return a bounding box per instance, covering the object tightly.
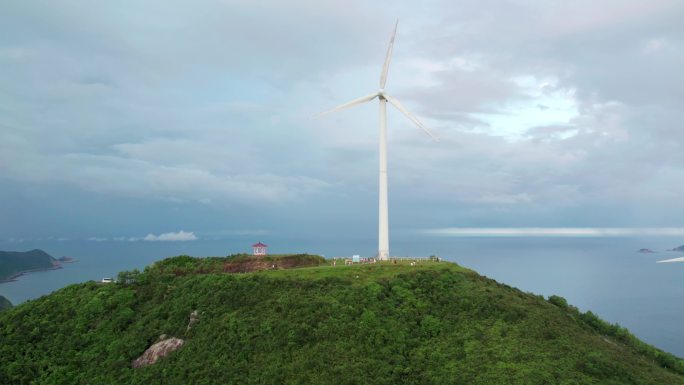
[222,255,322,273]
[187,310,199,331]
[131,337,185,368]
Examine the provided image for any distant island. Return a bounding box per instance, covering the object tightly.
[669,245,684,252]
[0,295,11,311]
[0,249,68,283]
[638,248,656,253]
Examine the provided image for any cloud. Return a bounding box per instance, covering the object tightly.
[643,38,669,54]
[0,149,331,206]
[423,228,684,237]
[142,230,198,242]
[657,257,684,263]
[2,0,684,241]
[87,237,108,242]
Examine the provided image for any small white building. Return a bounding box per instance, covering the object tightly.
[252,242,268,256]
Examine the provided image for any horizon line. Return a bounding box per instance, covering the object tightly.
[423,227,684,237]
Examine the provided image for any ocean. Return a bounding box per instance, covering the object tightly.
[1,236,683,356]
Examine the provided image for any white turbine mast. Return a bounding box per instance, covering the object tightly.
[316,20,436,261]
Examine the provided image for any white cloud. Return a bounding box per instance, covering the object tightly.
[423,228,684,237]
[87,237,108,242]
[469,193,533,205]
[143,230,198,242]
[657,257,684,263]
[643,38,668,54]
[469,76,579,140]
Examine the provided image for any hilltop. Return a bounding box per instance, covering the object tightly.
[0,249,61,282]
[1,254,683,384]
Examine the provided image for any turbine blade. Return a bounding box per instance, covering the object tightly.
[379,19,399,89]
[385,95,438,140]
[313,92,378,118]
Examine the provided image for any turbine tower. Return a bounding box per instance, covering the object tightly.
[316,20,436,261]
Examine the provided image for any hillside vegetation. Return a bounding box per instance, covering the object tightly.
[1,254,683,384]
[0,249,58,281]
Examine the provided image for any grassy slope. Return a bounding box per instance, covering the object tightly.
[0,249,56,281]
[0,256,683,385]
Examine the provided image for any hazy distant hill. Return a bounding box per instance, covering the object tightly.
[672,245,684,252]
[0,254,682,384]
[0,249,58,282]
[0,296,11,311]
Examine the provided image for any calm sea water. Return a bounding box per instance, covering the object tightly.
[1,236,683,356]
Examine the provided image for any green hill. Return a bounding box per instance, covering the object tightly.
[0,296,11,311]
[0,249,58,282]
[1,254,682,384]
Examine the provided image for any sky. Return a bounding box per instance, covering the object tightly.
[1,0,684,251]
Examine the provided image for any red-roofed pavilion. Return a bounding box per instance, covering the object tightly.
[252,242,268,256]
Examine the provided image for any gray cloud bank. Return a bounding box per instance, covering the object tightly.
[1,0,684,240]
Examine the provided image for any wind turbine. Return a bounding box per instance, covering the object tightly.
[316,20,436,261]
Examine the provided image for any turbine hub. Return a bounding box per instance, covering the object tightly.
[378,89,385,98]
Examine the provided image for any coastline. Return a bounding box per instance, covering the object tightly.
[0,265,64,284]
